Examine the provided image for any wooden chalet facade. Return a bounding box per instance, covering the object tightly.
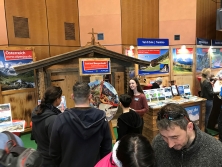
[14,45,150,108]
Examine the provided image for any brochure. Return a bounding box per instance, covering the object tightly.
[0,120,25,132]
[0,103,12,125]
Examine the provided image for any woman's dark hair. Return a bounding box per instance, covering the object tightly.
[116,134,155,167]
[36,86,62,114]
[128,77,144,97]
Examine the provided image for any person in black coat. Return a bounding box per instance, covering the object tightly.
[151,77,162,89]
[116,94,142,141]
[49,82,112,167]
[31,86,62,167]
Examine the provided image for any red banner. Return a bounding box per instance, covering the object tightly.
[4,50,33,61]
[138,49,160,54]
[83,60,108,70]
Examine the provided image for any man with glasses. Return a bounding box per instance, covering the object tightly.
[152,103,222,167]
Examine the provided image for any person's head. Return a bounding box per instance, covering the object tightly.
[37,86,62,114]
[119,94,132,108]
[201,68,211,79]
[72,82,91,105]
[155,77,162,85]
[128,77,143,96]
[157,103,194,150]
[113,134,155,167]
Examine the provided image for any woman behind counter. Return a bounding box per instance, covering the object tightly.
[200,68,216,131]
[31,86,62,167]
[128,77,149,133]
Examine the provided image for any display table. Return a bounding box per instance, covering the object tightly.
[143,96,206,142]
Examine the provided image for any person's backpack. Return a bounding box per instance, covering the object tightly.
[0,131,42,167]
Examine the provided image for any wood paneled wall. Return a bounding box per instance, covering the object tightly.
[4,0,80,60]
[196,0,222,40]
[1,89,37,129]
[121,0,159,46]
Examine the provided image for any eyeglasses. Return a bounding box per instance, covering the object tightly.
[157,112,190,122]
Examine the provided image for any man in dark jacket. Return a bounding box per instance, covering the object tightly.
[151,77,162,89]
[152,103,222,167]
[50,82,112,167]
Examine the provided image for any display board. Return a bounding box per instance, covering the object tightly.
[88,80,119,121]
[137,38,169,75]
[0,49,34,91]
[172,48,193,74]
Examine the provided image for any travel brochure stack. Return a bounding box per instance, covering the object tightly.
[144,84,197,108]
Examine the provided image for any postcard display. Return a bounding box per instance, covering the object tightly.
[137,38,170,75]
[0,103,25,132]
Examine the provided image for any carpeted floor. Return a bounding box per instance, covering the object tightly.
[21,128,118,149]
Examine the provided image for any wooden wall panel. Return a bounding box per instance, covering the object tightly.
[216,2,222,39]
[50,46,80,57]
[196,0,218,39]
[121,0,159,45]
[50,71,79,108]
[0,0,8,45]
[5,0,49,45]
[142,0,159,38]
[2,89,37,128]
[46,0,80,46]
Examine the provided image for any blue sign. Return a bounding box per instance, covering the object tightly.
[196,38,211,46]
[212,40,222,46]
[137,38,169,46]
[185,105,200,122]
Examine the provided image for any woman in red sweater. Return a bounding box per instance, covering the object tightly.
[128,77,149,133]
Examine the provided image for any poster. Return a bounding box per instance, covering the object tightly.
[185,105,200,125]
[156,88,166,101]
[0,103,12,125]
[88,80,119,121]
[0,50,34,91]
[172,48,193,74]
[137,38,169,75]
[196,48,210,72]
[210,48,222,69]
[177,85,191,96]
[0,120,25,132]
[143,90,151,102]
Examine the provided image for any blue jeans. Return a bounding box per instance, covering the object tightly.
[205,100,213,129]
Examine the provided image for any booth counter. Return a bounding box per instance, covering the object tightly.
[143,97,206,142]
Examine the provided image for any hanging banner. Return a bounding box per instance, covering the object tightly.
[0,49,34,91]
[137,38,169,75]
[172,48,193,74]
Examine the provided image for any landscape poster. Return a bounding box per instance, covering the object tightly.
[138,48,169,75]
[196,48,210,72]
[0,103,12,125]
[210,48,222,69]
[172,48,193,74]
[0,50,35,91]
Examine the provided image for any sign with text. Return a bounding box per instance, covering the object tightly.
[137,38,169,46]
[0,49,35,90]
[4,50,33,61]
[79,58,111,75]
[212,40,222,46]
[196,38,211,46]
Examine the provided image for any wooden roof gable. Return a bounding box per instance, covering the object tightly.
[14,45,150,74]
